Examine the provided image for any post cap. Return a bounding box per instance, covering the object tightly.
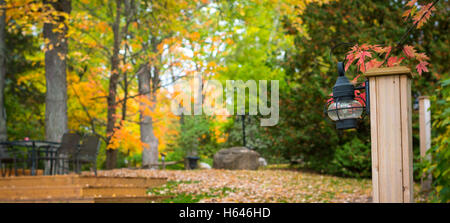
[365,66,412,78]
[418,96,430,100]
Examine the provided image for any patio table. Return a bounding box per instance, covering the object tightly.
[0,140,60,176]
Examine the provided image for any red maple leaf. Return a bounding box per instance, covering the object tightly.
[359,44,370,51]
[406,0,417,7]
[365,59,383,70]
[415,52,430,62]
[387,56,404,67]
[345,53,355,71]
[416,61,429,75]
[413,3,436,28]
[403,45,416,58]
[402,9,412,20]
[356,51,372,72]
[327,92,334,103]
[383,46,392,59]
[355,90,366,106]
[370,45,384,53]
[351,74,361,84]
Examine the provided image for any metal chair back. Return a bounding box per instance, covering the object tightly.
[58,133,81,156]
[78,135,100,160]
[0,146,10,159]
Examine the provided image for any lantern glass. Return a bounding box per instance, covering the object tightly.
[327,99,363,121]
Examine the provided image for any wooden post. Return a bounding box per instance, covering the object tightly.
[365,66,413,203]
[419,96,432,192]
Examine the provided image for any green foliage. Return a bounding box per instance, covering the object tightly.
[2,1,448,202]
[168,115,222,164]
[256,0,448,180]
[424,78,450,202]
[223,115,282,163]
[4,30,45,140]
[332,137,371,178]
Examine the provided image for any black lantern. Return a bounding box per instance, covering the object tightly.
[325,62,369,130]
[186,156,199,169]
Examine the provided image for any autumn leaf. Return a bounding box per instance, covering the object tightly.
[351,74,360,84]
[406,0,417,7]
[402,9,412,20]
[356,50,372,72]
[370,45,384,53]
[93,169,373,203]
[415,52,430,62]
[413,3,436,28]
[416,61,429,75]
[387,56,404,67]
[350,44,359,53]
[365,59,383,70]
[382,46,392,59]
[403,45,416,58]
[359,44,370,51]
[355,91,366,107]
[344,53,355,71]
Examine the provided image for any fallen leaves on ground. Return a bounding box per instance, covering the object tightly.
[86,169,372,203]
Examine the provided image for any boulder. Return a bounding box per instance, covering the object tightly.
[198,162,212,169]
[213,147,260,170]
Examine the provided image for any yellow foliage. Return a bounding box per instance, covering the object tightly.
[108,120,144,156]
[190,32,200,41]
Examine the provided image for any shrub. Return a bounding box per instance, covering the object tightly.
[332,137,371,178]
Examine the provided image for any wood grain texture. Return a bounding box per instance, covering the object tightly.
[419,96,432,192]
[368,69,413,203]
[400,75,413,202]
[369,77,379,203]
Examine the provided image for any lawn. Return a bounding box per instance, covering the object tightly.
[93,168,373,203]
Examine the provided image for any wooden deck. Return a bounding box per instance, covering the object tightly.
[0,175,168,203]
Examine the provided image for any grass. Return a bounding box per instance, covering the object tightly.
[148,180,235,203]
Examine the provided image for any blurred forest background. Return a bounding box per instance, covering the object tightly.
[0,0,448,202]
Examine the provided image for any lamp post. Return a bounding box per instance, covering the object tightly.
[325,61,414,202]
[160,152,166,170]
[241,114,246,147]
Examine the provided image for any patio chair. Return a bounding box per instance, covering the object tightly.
[53,133,81,175]
[74,135,100,176]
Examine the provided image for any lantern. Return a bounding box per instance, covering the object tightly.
[325,62,369,130]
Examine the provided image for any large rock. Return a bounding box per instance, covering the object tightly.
[213,147,260,170]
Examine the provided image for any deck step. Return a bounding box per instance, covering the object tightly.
[0,185,152,199]
[0,197,95,203]
[0,175,168,202]
[0,175,167,188]
[93,195,171,203]
[0,186,82,200]
[82,186,149,197]
[0,195,171,203]
[75,176,167,188]
[0,175,74,187]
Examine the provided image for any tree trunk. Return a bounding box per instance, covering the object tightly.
[44,0,71,143]
[105,0,122,169]
[138,64,158,169]
[0,0,7,142]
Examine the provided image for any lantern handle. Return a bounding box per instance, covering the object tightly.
[338,62,345,76]
[329,42,355,68]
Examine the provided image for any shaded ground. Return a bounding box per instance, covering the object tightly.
[89,169,373,203]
